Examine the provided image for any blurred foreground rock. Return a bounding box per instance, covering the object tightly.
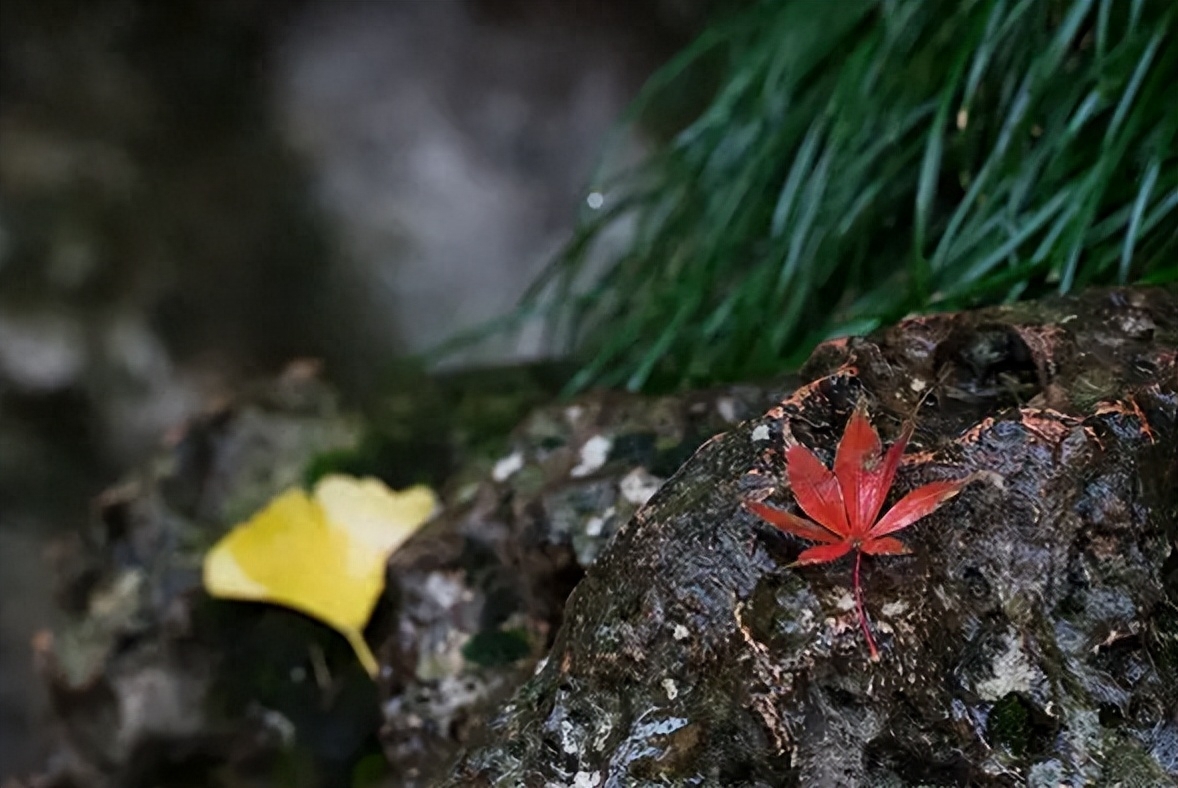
[19,287,1178,787]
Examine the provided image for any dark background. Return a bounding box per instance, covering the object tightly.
[0,0,706,773]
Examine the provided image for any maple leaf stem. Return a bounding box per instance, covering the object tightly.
[853,550,880,661]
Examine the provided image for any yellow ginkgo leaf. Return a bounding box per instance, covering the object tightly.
[203,474,437,676]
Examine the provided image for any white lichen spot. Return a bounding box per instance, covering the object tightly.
[974,469,1006,490]
[751,424,771,442]
[662,678,679,700]
[491,450,524,482]
[641,716,689,736]
[933,585,956,612]
[113,666,202,747]
[560,719,579,754]
[620,468,662,505]
[415,632,473,682]
[584,514,606,537]
[585,515,605,537]
[259,708,296,746]
[672,624,690,641]
[423,571,467,610]
[565,405,585,424]
[592,718,613,751]
[716,396,738,423]
[1062,708,1101,761]
[834,589,856,612]
[910,378,927,392]
[1026,760,1064,787]
[92,568,144,619]
[571,435,612,477]
[533,657,549,675]
[572,772,601,788]
[976,632,1045,701]
[881,600,909,618]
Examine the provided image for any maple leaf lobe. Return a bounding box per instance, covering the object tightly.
[743,405,972,659]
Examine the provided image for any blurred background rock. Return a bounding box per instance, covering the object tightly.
[0,0,706,774]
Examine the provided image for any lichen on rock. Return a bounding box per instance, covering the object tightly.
[442,287,1178,787]
[23,287,1178,788]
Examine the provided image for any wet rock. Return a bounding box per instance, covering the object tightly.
[375,384,770,786]
[23,286,1178,787]
[441,287,1178,787]
[24,359,766,787]
[27,369,364,788]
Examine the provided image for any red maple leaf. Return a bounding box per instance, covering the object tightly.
[745,406,970,660]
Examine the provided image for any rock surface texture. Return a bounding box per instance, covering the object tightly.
[21,287,1178,788]
[441,287,1178,787]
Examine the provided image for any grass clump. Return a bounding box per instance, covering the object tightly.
[513,0,1178,392]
